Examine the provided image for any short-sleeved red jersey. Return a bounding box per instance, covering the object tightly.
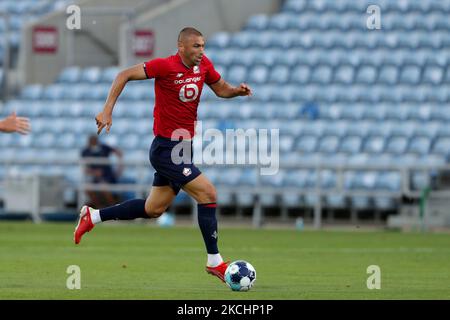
[144,53,221,139]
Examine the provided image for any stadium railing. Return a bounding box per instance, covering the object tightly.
[1,157,448,229]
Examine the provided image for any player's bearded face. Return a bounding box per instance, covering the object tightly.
[180,35,205,66]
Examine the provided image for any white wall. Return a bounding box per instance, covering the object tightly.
[19,0,164,85]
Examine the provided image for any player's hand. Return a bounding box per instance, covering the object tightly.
[0,112,30,134]
[236,83,252,97]
[95,111,112,135]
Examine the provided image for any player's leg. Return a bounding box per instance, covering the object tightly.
[145,185,177,218]
[96,185,176,222]
[74,184,176,244]
[182,174,228,281]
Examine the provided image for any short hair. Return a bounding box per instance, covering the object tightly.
[178,27,203,42]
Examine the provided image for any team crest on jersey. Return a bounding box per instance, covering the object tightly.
[176,73,183,78]
[183,168,192,176]
[193,66,200,74]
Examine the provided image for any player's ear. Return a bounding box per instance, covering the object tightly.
[177,41,184,52]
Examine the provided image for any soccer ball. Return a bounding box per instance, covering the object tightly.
[224,260,256,291]
[156,212,175,228]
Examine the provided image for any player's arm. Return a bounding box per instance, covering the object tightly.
[208,78,252,98]
[96,63,148,134]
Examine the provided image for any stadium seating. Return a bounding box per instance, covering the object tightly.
[1,0,449,215]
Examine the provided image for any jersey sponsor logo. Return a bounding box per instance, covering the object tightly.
[174,76,201,85]
[179,83,199,102]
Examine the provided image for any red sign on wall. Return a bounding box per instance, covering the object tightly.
[133,30,155,57]
[33,26,58,53]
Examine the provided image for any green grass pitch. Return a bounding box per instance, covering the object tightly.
[0,221,449,299]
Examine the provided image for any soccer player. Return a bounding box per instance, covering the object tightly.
[0,112,30,134]
[74,27,252,282]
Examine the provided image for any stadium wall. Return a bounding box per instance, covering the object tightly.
[19,0,165,85]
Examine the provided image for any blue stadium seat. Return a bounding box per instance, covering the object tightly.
[268,65,290,84]
[376,171,401,191]
[229,31,253,49]
[399,65,422,84]
[431,107,450,123]
[273,49,298,66]
[426,86,449,104]
[385,103,409,121]
[279,135,295,153]
[407,136,432,155]
[268,13,293,31]
[283,0,307,13]
[227,65,247,84]
[390,121,416,137]
[20,84,44,100]
[57,66,81,83]
[100,66,120,83]
[378,66,399,84]
[362,105,387,121]
[290,65,311,84]
[34,133,56,148]
[322,121,348,137]
[340,105,364,121]
[425,54,447,68]
[423,66,444,84]
[87,84,110,101]
[80,67,101,84]
[280,121,302,136]
[247,65,269,84]
[366,121,392,137]
[363,136,386,154]
[251,31,276,49]
[339,136,363,154]
[355,66,377,84]
[310,65,333,84]
[15,134,32,148]
[401,85,428,103]
[295,135,319,153]
[431,137,450,156]
[317,135,340,154]
[334,65,354,84]
[407,105,431,122]
[207,32,230,49]
[0,132,14,148]
[54,133,78,149]
[272,103,300,119]
[42,84,67,100]
[210,49,233,66]
[385,136,409,155]
[245,14,269,30]
[63,84,89,100]
[283,169,310,189]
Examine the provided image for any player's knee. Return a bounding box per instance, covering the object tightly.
[145,203,166,218]
[203,184,217,203]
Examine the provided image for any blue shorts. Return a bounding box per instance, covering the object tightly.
[149,136,201,195]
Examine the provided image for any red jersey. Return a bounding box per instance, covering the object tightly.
[144,53,221,139]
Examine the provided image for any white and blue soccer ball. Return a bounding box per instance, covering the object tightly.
[224,260,256,292]
[156,213,175,228]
